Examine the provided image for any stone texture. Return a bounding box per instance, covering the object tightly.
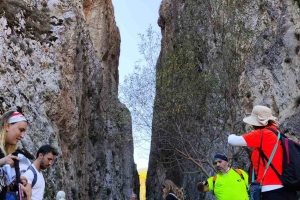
[0,0,138,199]
[147,0,300,199]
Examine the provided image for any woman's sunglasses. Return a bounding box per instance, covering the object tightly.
[162,185,165,189]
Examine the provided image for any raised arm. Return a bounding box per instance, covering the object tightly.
[228,134,247,146]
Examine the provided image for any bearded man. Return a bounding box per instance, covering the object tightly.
[197,154,249,200]
[23,145,58,200]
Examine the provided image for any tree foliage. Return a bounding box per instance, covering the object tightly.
[119,25,161,155]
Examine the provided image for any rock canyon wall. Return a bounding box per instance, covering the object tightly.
[0,0,138,199]
[147,0,300,199]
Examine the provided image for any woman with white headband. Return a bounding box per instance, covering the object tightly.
[0,110,30,199]
[228,105,297,200]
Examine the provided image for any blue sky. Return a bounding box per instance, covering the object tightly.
[112,0,161,82]
[112,0,161,169]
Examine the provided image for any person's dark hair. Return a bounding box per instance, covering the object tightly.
[36,144,58,158]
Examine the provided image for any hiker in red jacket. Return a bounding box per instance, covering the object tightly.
[228,105,297,200]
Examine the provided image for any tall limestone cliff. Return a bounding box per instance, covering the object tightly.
[0,0,138,199]
[147,0,300,199]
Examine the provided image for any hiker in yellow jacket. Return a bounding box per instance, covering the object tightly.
[197,154,249,200]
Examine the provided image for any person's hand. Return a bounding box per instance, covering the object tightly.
[197,181,209,192]
[21,176,28,186]
[22,184,32,200]
[0,154,19,167]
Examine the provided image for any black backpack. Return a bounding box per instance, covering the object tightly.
[259,128,300,190]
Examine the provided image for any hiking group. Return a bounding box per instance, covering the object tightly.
[0,110,59,200]
[1,106,298,200]
[164,105,300,200]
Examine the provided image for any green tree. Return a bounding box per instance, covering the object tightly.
[119,25,161,158]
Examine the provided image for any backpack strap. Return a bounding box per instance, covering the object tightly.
[257,129,281,181]
[234,169,244,180]
[234,168,248,190]
[251,131,264,183]
[213,175,217,182]
[261,128,283,178]
[28,165,37,187]
[212,175,217,194]
[258,150,281,178]
[267,127,287,138]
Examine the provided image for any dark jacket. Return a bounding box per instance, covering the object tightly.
[166,193,178,200]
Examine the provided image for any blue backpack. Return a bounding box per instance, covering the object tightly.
[28,165,37,187]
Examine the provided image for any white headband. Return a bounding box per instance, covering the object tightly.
[8,112,27,124]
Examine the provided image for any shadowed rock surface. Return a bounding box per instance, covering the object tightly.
[147,0,300,199]
[0,0,139,199]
